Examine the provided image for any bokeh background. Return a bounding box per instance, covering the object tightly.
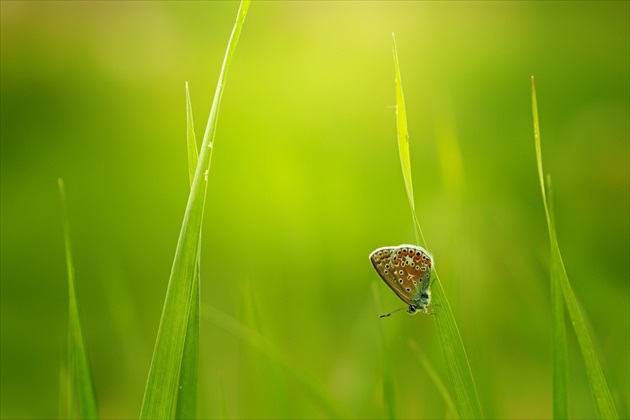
[1,1,628,419]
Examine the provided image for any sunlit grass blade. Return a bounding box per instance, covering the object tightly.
[408,340,458,419]
[531,76,618,419]
[58,178,99,419]
[174,82,201,419]
[371,282,397,419]
[140,2,250,418]
[199,303,350,418]
[392,33,483,419]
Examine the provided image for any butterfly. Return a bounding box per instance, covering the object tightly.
[369,244,434,317]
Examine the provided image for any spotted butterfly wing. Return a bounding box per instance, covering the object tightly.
[369,244,433,312]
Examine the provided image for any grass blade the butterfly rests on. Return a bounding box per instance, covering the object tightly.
[531,76,619,419]
[58,178,99,419]
[140,2,251,418]
[391,33,483,419]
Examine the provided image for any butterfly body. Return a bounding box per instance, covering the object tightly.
[369,244,434,315]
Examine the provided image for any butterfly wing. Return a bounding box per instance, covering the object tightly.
[370,245,433,306]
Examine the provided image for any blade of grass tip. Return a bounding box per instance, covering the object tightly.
[199,302,350,418]
[408,339,458,419]
[392,33,483,419]
[140,2,250,418]
[532,76,568,418]
[174,81,202,420]
[58,178,99,419]
[371,282,397,419]
[532,76,618,419]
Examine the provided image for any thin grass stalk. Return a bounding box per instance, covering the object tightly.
[531,75,618,419]
[58,178,99,419]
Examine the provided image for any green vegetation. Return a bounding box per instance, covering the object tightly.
[1,2,627,419]
[532,76,619,419]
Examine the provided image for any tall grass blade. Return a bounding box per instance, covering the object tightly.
[392,33,482,419]
[200,303,349,418]
[531,76,618,419]
[140,2,250,418]
[58,178,99,419]
[174,82,202,420]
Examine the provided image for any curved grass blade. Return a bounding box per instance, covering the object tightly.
[199,303,350,419]
[140,2,251,418]
[531,76,618,419]
[392,33,482,419]
[58,178,99,419]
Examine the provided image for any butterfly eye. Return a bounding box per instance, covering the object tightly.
[421,292,429,299]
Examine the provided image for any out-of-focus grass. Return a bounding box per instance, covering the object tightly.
[58,179,99,419]
[392,33,483,419]
[371,282,397,419]
[532,76,619,419]
[200,302,349,418]
[1,3,627,419]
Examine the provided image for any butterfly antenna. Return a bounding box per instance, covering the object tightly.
[380,306,407,318]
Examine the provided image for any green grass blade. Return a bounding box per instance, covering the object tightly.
[547,175,568,419]
[391,34,424,246]
[58,178,99,420]
[199,303,350,418]
[531,74,568,420]
[392,33,483,419]
[531,76,619,419]
[140,2,250,418]
[175,82,201,419]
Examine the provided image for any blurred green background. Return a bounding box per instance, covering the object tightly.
[1,1,628,419]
